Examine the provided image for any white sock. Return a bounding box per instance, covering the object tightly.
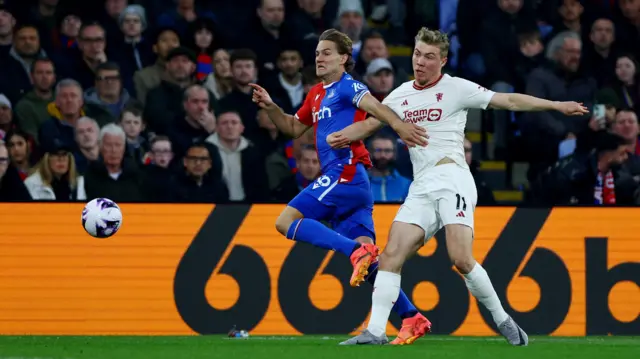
[367,271,401,337]
[464,263,509,325]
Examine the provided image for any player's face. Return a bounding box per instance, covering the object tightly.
[412,41,445,85]
[298,149,320,180]
[315,40,344,78]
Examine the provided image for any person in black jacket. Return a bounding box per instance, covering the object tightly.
[174,142,228,203]
[531,132,637,205]
[0,142,31,202]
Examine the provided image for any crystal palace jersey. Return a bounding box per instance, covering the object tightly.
[295,73,372,174]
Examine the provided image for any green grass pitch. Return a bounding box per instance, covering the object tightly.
[0,336,638,359]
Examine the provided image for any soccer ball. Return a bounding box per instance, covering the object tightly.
[81,198,123,238]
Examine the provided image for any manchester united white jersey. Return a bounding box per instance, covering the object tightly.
[382,74,495,176]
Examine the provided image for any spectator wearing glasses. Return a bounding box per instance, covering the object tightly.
[175,142,229,203]
[84,62,134,122]
[367,133,411,203]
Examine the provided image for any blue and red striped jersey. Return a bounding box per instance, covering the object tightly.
[294,73,372,176]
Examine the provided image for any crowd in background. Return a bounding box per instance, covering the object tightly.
[0,0,639,206]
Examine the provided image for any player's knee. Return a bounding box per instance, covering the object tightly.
[275,214,293,236]
[451,256,476,274]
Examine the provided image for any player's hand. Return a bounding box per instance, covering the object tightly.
[555,101,589,116]
[393,122,429,147]
[327,132,351,149]
[249,83,276,110]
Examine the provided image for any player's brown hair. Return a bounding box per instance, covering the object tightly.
[414,27,450,58]
[318,29,355,72]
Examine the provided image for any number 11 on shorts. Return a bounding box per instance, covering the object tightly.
[455,193,467,211]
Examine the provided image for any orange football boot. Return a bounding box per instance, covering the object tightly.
[390,312,432,345]
[349,243,379,287]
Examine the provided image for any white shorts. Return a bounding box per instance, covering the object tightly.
[394,164,478,241]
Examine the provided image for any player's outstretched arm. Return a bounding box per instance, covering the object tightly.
[327,117,385,148]
[250,83,311,138]
[488,93,589,115]
[357,93,428,147]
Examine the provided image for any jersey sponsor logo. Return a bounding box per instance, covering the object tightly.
[403,108,442,123]
[312,106,332,123]
[352,83,367,93]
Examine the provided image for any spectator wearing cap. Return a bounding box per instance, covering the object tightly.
[84,123,146,202]
[24,139,87,201]
[84,62,134,121]
[335,0,366,61]
[243,0,297,79]
[363,58,395,101]
[59,23,110,91]
[0,94,13,140]
[110,5,154,95]
[0,24,47,105]
[0,3,16,58]
[0,140,31,201]
[144,46,217,135]
[156,0,216,38]
[219,49,261,143]
[39,79,112,154]
[206,110,269,202]
[133,27,180,106]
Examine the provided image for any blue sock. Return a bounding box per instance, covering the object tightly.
[286,219,359,257]
[367,262,418,319]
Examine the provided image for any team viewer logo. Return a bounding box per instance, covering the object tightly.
[427,109,442,121]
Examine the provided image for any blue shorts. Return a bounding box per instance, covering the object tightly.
[288,163,376,241]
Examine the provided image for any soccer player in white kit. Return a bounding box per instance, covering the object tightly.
[330,28,588,346]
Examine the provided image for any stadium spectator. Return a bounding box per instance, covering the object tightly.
[168,84,216,158]
[513,29,545,92]
[4,130,33,180]
[14,58,56,144]
[616,0,640,60]
[27,0,60,52]
[144,46,201,135]
[0,3,15,58]
[39,79,112,154]
[156,0,216,38]
[174,142,229,203]
[261,47,304,114]
[520,31,597,180]
[84,123,146,201]
[0,140,31,201]
[119,104,148,165]
[465,137,497,205]
[554,0,584,37]
[202,48,233,100]
[612,108,640,155]
[600,54,639,111]
[531,132,636,205]
[185,17,220,81]
[364,58,395,101]
[270,144,320,201]
[367,133,410,203]
[111,5,154,95]
[334,0,365,61]
[50,12,81,53]
[73,116,100,174]
[142,135,176,202]
[206,110,269,202]
[244,0,295,78]
[133,27,180,105]
[219,49,260,142]
[60,23,110,91]
[0,94,13,140]
[24,140,86,201]
[353,32,407,87]
[84,62,134,121]
[1,24,47,105]
[582,18,618,87]
[290,0,333,44]
[99,0,128,46]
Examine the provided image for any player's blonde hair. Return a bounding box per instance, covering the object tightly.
[415,27,450,58]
